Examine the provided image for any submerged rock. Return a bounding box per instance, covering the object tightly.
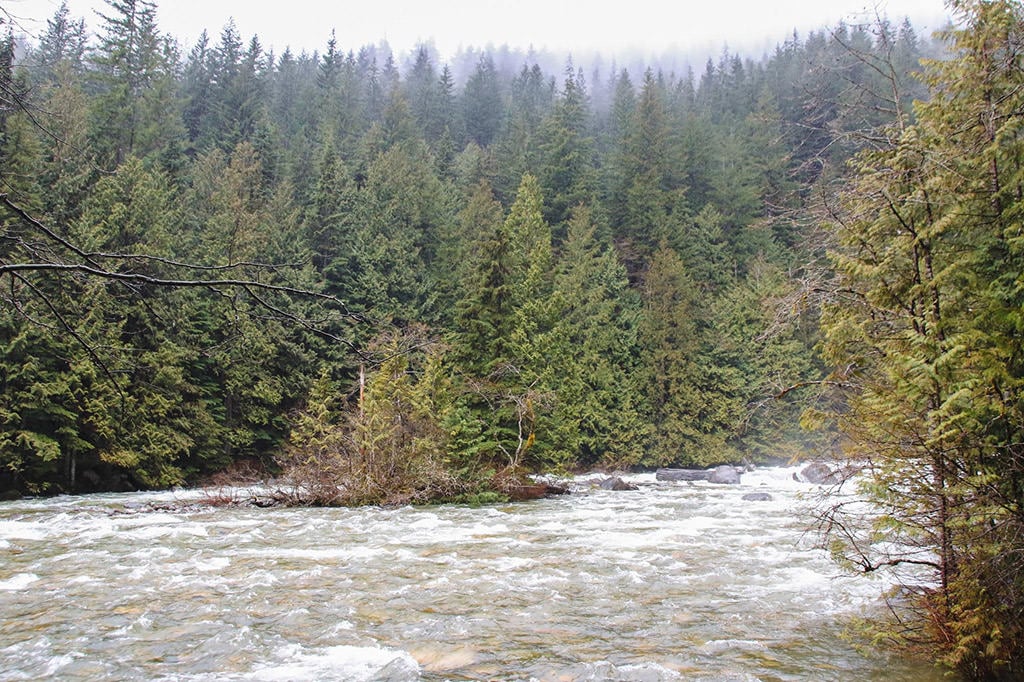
[370,652,420,681]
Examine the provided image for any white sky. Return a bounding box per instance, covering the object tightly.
[7,0,950,59]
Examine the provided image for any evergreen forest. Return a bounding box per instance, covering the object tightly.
[1,0,897,497]
[2,1,1024,676]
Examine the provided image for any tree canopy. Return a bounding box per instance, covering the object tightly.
[7,0,889,496]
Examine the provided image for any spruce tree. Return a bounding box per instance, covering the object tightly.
[88,0,165,165]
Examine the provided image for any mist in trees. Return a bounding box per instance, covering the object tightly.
[8,0,1024,677]
[8,0,886,498]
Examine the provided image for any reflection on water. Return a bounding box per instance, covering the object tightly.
[0,467,946,681]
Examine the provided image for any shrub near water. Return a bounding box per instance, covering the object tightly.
[282,328,528,505]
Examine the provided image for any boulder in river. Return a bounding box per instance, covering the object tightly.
[707,465,741,485]
[799,461,842,485]
[656,466,742,484]
[656,468,711,482]
[742,492,773,502]
[509,482,570,501]
[599,477,638,491]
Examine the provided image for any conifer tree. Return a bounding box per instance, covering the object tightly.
[820,1,1024,676]
[463,54,503,147]
[88,0,165,165]
[537,67,597,235]
[637,243,740,466]
[32,2,87,80]
[449,174,555,471]
[545,207,647,467]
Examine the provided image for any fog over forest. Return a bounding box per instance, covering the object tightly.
[3,1,1024,678]
[7,0,950,76]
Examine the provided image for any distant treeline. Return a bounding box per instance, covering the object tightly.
[0,0,927,496]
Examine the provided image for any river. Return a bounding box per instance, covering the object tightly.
[0,466,946,681]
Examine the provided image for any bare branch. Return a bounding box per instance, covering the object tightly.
[10,271,127,412]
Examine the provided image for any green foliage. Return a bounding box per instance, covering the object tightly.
[819,1,1024,677]
[283,327,476,505]
[448,174,558,472]
[638,244,729,467]
[2,1,937,509]
[544,207,648,468]
[463,55,502,147]
[88,0,170,165]
[537,68,596,233]
[342,140,453,328]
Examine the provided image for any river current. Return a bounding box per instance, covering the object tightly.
[0,466,944,681]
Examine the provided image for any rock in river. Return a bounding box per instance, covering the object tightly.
[799,461,841,485]
[599,477,639,491]
[655,466,743,484]
[707,465,741,485]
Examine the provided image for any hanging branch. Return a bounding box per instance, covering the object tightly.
[0,192,368,357]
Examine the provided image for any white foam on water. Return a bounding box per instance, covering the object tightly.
[482,555,536,572]
[0,520,46,541]
[673,515,722,537]
[511,568,571,589]
[267,545,384,562]
[123,521,209,541]
[543,659,685,682]
[619,661,686,680]
[406,513,442,530]
[400,518,513,547]
[64,519,118,544]
[244,644,419,681]
[700,639,769,654]
[0,572,39,590]
[66,574,97,585]
[208,518,265,531]
[196,556,231,572]
[42,652,77,676]
[239,569,281,588]
[328,620,356,633]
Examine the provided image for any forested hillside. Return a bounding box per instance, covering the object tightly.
[9,2,1024,676]
[0,0,927,497]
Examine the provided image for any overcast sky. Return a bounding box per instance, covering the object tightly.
[8,0,950,59]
